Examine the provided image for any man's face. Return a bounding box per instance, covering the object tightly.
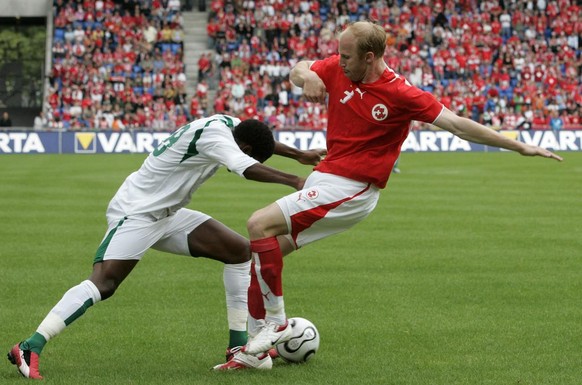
[338,31,367,82]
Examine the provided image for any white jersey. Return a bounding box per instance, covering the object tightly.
[108,114,258,220]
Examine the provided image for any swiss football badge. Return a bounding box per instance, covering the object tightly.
[305,189,319,200]
[372,104,388,121]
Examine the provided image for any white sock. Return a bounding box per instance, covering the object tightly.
[37,280,101,341]
[248,316,265,338]
[223,261,251,331]
[265,306,286,325]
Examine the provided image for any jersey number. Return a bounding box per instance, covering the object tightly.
[153,116,232,160]
[153,123,191,157]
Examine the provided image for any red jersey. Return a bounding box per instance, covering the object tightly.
[310,55,443,188]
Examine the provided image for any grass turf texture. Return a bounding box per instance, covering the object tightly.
[0,152,580,385]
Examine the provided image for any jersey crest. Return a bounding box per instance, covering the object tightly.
[305,189,319,200]
[371,104,389,121]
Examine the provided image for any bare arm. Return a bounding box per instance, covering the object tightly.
[434,108,563,161]
[290,60,327,103]
[242,163,305,190]
[274,141,327,166]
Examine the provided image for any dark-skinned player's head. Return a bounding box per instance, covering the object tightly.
[233,119,275,163]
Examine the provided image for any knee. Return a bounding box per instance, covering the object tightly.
[225,240,251,264]
[247,205,287,239]
[247,210,268,239]
[92,278,119,300]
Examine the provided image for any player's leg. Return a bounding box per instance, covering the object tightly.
[212,236,293,370]
[89,259,139,300]
[152,210,272,370]
[185,217,252,351]
[247,235,294,338]
[153,210,251,350]
[247,205,290,325]
[9,216,158,379]
[244,171,379,354]
[243,203,294,354]
[7,274,104,380]
[8,264,140,381]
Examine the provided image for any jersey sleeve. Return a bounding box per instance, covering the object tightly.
[309,55,340,89]
[396,80,444,124]
[195,122,258,177]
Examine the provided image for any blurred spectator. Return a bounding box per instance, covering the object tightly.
[549,110,564,139]
[34,112,48,131]
[198,52,213,80]
[0,112,13,127]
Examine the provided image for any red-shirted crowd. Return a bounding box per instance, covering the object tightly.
[43,0,580,131]
[205,0,580,131]
[45,0,188,130]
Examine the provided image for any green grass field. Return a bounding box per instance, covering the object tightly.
[1,152,580,385]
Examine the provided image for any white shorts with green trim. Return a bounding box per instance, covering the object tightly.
[93,208,211,263]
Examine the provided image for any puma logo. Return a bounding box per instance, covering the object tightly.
[355,87,365,99]
[340,88,365,104]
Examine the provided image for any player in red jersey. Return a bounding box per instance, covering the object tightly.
[214,21,563,369]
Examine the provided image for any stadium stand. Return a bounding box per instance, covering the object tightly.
[205,0,580,131]
[43,0,580,131]
[45,0,190,130]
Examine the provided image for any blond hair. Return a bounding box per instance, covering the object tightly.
[343,21,387,59]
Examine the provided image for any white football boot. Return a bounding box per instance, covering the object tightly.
[212,346,272,370]
[243,320,292,355]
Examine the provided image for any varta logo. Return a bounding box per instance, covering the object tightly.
[75,132,96,153]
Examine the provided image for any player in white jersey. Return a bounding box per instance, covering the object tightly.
[8,115,326,379]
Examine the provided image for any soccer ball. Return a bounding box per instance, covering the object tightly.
[276,317,320,363]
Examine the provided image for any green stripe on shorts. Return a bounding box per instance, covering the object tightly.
[93,217,126,264]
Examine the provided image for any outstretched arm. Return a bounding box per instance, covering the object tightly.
[242,163,305,190]
[274,141,327,166]
[434,108,563,161]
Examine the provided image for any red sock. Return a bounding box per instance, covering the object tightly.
[250,237,284,297]
[250,237,286,324]
[247,261,265,321]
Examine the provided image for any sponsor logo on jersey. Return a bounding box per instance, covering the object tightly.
[372,104,389,121]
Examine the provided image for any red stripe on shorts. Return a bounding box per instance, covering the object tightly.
[290,183,371,242]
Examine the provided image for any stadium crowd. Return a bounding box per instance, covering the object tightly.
[45,0,189,130]
[205,0,580,131]
[43,0,581,131]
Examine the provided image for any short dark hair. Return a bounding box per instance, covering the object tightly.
[233,119,275,163]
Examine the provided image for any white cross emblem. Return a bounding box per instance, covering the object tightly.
[372,104,388,121]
